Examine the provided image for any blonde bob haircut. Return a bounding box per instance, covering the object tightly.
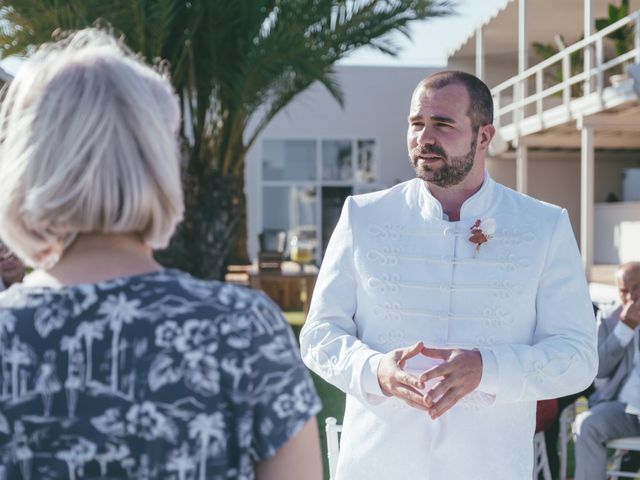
[0,28,184,268]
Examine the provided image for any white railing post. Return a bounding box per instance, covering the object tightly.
[494,92,501,129]
[584,0,594,95]
[514,83,520,134]
[536,70,543,122]
[635,12,640,64]
[596,37,604,96]
[562,54,571,111]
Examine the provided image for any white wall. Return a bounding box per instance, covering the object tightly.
[595,203,640,264]
[488,149,640,257]
[245,65,440,260]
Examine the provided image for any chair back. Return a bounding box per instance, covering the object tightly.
[606,436,640,479]
[325,417,342,480]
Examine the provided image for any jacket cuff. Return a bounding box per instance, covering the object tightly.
[360,353,386,400]
[614,321,635,346]
[476,348,498,395]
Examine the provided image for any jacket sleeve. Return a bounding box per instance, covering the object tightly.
[596,307,632,378]
[300,197,386,405]
[477,209,598,403]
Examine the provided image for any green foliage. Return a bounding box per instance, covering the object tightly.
[531,36,583,97]
[0,0,454,279]
[595,0,633,57]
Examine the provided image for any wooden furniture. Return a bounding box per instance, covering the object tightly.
[248,264,318,315]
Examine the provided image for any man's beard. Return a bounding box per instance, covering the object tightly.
[409,136,477,188]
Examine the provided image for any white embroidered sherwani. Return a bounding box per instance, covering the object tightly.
[300,174,598,480]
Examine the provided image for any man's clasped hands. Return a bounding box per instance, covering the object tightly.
[377,341,484,419]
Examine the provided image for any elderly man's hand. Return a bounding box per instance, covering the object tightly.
[377,342,429,411]
[419,347,483,419]
[621,300,640,329]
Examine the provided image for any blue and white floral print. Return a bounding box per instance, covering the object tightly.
[0,269,320,479]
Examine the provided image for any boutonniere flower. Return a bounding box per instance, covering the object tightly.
[469,218,496,253]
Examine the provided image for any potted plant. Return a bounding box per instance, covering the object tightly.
[595,0,635,85]
[532,35,584,97]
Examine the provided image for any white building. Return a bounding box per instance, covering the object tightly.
[245,65,440,262]
[245,0,640,292]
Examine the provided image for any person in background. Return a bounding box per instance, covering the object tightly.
[574,262,640,480]
[300,70,597,480]
[0,241,25,290]
[0,28,322,480]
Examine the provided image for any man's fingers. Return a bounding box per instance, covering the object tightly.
[397,369,425,391]
[394,385,429,412]
[423,380,447,407]
[421,347,451,360]
[398,341,425,365]
[427,388,462,419]
[419,364,448,383]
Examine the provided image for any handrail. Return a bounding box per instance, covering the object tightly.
[492,10,640,95]
[491,9,640,134]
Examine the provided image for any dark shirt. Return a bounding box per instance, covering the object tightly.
[0,269,320,479]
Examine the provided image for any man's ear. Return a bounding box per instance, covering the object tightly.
[477,124,496,151]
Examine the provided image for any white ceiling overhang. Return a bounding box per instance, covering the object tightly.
[448,0,640,64]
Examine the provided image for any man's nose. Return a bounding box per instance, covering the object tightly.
[417,126,436,146]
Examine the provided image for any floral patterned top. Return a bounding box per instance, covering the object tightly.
[0,269,321,480]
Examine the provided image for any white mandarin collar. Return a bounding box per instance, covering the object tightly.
[414,170,496,222]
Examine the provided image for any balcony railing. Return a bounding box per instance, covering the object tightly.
[492,10,640,133]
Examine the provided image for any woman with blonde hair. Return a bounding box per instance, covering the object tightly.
[0,29,322,480]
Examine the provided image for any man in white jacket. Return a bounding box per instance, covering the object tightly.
[300,71,598,480]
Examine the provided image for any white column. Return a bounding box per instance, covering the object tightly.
[475,27,485,80]
[516,0,528,143]
[516,143,528,194]
[584,0,594,95]
[580,124,595,277]
[518,0,528,77]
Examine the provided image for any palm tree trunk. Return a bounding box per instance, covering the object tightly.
[85,340,92,384]
[155,166,248,280]
[199,438,208,480]
[11,362,18,402]
[111,332,119,391]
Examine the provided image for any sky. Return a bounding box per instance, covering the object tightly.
[340,0,510,67]
[0,0,510,74]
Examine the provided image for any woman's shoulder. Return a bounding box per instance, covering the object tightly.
[142,269,291,337]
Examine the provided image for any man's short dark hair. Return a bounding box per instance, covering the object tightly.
[417,71,494,131]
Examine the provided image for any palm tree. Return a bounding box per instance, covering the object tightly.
[97,293,140,391]
[60,335,83,418]
[0,0,454,279]
[188,412,225,480]
[6,338,31,402]
[76,320,105,385]
[165,443,194,480]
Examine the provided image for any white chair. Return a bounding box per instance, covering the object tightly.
[606,436,640,479]
[325,417,342,480]
[326,416,551,480]
[534,431,553,480]
[559,402,578,480]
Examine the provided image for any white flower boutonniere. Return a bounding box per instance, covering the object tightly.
[469,218,496,253]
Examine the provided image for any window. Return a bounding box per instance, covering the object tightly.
[261,138,380,262]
